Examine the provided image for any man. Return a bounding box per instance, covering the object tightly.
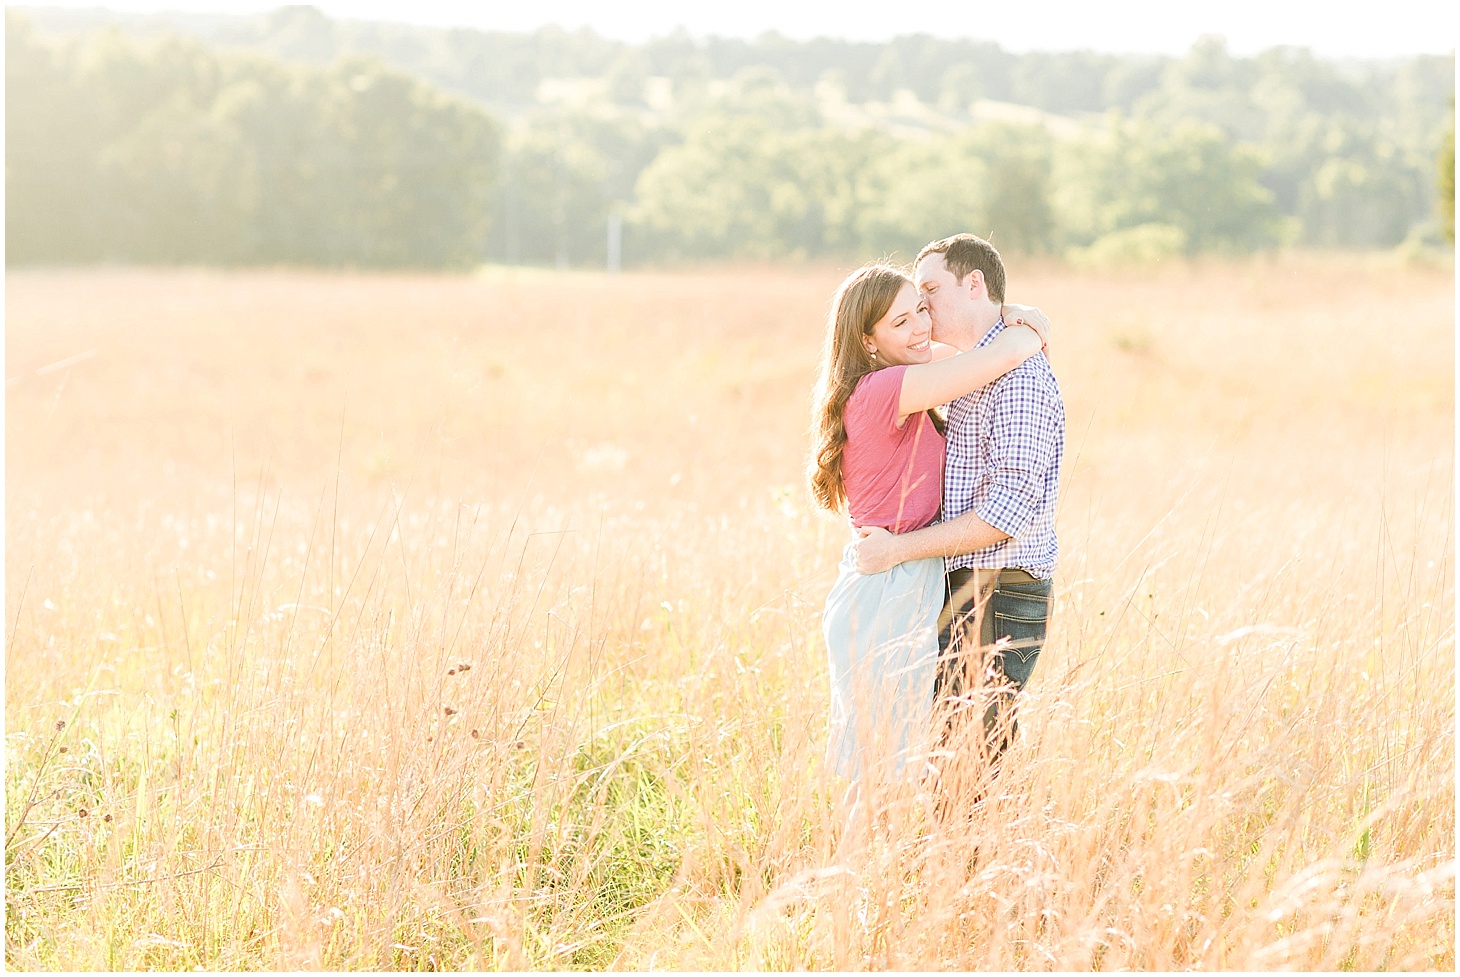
[852,233,1065,782]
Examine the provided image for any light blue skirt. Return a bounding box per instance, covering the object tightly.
[822,545,944,783]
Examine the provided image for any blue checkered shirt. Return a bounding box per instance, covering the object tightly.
[943,318,1065,578]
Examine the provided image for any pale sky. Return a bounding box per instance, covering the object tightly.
[14,0,1458,59]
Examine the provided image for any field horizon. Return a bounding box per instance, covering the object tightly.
[5,256,1454,970]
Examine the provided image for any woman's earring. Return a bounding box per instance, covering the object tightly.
[869,349,877,361]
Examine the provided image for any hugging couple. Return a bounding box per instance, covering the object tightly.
[809,233,1064,800]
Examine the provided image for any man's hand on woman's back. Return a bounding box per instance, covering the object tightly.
[851,525,901,575]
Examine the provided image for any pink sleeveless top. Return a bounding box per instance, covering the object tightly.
[841,366,944,533]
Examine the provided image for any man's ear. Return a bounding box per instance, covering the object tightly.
[965,269,985,298]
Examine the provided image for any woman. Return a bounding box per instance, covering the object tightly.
[808,264,1046,783]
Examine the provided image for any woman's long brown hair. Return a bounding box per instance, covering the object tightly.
[807,264,911,513]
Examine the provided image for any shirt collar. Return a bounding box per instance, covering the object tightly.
[971,316,1006,351]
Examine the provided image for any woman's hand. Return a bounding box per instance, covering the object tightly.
[852,525,902,574]
[1001,303,1052,350]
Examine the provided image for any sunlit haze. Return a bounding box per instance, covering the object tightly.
[13,0,1458,58]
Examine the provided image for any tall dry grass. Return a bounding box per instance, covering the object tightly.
[5,256,1453,970]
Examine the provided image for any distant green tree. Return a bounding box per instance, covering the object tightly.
[632,114,845,259]
[605,49,650,106]
[937,63,982,115]
[853,136,988,259]
[5,14,105,262]
[868,46,909,100]
[260,4,338,64]
[1054,116,1280,253]
[1439,102,1455,244]
[1101,56,1166,112]
[308,57,502,267]
[630,74,849,260]
[1010,52,1118,115]
[1134,36,1266,142]
[970,124,1055,253]
[1299,151,1416,248]
[851,123,1053,258]
[709,65,819,129]
[491,108,666,266]
[5,18,503,268]
[84,35,245,262]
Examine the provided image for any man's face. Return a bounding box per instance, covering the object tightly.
[914,252,970,343]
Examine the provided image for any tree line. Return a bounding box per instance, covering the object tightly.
[6,14,499,266]
[6,8,1454,268]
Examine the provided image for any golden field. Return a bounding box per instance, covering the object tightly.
[4,256,1454,970]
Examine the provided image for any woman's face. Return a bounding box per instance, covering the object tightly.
[864,282,932,367]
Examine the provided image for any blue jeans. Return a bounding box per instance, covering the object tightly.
[935,567,1053,764]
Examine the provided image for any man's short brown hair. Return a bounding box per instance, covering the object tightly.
[916,234,1006,303]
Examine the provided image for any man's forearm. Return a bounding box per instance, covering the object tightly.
[893,510,1010,562]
